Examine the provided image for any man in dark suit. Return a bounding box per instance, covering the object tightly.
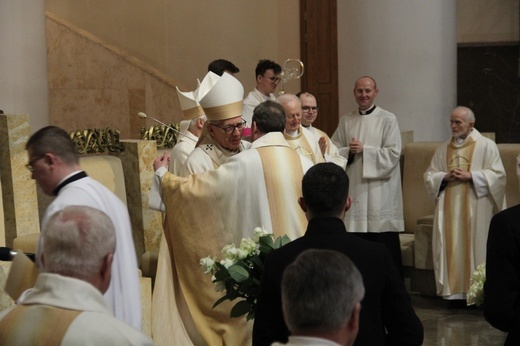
[253,162,423,346]
[484,205,520,345]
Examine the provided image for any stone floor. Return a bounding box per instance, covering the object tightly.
[411,294,507,345]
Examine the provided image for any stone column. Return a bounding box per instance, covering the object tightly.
[0,1,49,131]
[0,114,40,247]
[338,1,457,141]
[119,140,164,265]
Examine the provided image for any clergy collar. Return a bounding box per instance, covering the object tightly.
[359,104,376,115]
[53,171,88,196]
[285,128,300,138]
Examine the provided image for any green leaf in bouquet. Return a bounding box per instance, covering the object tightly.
[259,235,275,249]
[238,280,253,295]
[280,234,291,247]
[229,265,250,283]
[250,254,263,268]
[214,266,230,281]
[212,294,231,309]
[273,234,291,249]
[230,300,252,318]
[246,310,255,321]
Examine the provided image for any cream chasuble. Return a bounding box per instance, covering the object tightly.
[307,125,347,169]
[331,107,404,233]
[425,129,506,298]
[182,132,251,175]
[284,126,325,165]
[153,132,311,346]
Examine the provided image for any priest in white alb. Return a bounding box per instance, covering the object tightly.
[331,76,404,273]
[169,87,206,175]
[424,106,506,300]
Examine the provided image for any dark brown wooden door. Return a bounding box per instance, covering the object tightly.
[300,0,339,136]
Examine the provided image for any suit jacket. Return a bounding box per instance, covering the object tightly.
[484,204,520,345]
[252,217,423,346]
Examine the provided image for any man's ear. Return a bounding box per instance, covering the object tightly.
[39,253,45,269]
[344,196,352,212]
[298,197,307,212]
[347,302,361,334]
[99,253,113,293]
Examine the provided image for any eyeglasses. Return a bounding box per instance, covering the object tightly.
[26,154,46,172]
[302,106,319,112]
[266,76,281,83]
[210,119,247,134]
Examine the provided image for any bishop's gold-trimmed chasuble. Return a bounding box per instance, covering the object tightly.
[425,129,506,299]
[152,132,312,345]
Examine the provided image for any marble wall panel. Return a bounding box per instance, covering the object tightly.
[119,140,163,262]
[48,88,131,135]
[458,45,520,143]
[46,13,182,139]
[0,114,40,247]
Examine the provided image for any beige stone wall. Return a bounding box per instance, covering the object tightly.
[44,0,300,138]
[458,0,519,43]
[0,114,40,248]
[46,12,181,139]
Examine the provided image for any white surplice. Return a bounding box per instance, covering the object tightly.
[304,125,347,169]
[242,88,276,126]
[41,174,142,330]
[169,130,198,175]
[331,106,404,233]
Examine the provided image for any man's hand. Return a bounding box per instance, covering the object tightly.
[349,137,363,154]
[318,137,327,156]
[154,152,170,171]
[451,168,472,181]
[444,168,472,182]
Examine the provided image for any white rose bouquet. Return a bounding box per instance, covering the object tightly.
[200,227,291,320]
[467,262,486,306]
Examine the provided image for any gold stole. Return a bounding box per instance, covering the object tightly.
[0,305,81,345]
[257,147,306,236]
[284,131,317,164]
[444,137,476,294]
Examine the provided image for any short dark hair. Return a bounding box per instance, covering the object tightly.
[282,249,364,334]
[252,100,286,134]
[26,126,79,165]
[302,163,349,216]
[255,59,282,78]
[207,59,240,76]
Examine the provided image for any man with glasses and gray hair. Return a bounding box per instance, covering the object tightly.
[274,249,364,346]
[277,93,346,168]
[181,71,251,175]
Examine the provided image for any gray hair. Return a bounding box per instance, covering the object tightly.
[41,206,116,281]
[276,93,301,108]
[453,106,475,123]
[189,114,207,127]
[281,249,365,334]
